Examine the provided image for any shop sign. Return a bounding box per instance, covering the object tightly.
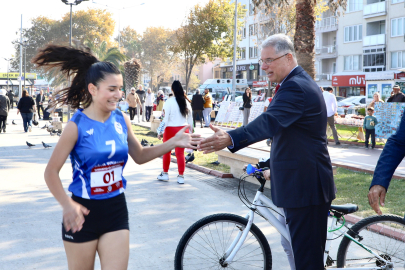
[0,72,37,79]
[332,75,366,86]
[395,73,405,79]
[365,72,394,80]
[253,81,268,87]
[228,65,247,72]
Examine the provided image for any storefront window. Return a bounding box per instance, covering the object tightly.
[250,70,258,80]
[346,87,361,97]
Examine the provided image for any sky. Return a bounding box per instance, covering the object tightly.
[0,0,211,72]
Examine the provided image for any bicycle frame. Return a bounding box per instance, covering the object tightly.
[223,190,393,270]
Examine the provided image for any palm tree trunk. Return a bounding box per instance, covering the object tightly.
[294,0,315,79]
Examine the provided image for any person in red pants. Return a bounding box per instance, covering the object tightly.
[157,81,194,184]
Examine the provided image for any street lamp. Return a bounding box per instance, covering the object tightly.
[15,40,29,93]
[91,1,145,48]
[4,58,13,91]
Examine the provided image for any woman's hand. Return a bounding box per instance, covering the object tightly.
[172,125,202,149]
[158,134,163,140]
[62,198,90,233]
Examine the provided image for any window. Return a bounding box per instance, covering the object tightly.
[391,51,405,68]
[243,27,246,38]
[344,55,362,71]
[249,2,255,15]
[250,69,258,80]
[249,47,258,58]
[332,62,336,73]
[347,0,363,12]
[344,25,362,42]
[392,0,404,4]
[249,24,257,36]
[238,48,246,59]
[215,71,220,78]
[363,50,386,72]
[391,17,405,37]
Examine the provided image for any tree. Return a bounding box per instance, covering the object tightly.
[252,0,346,79]
[171,0,247,92]
[140,27,175,91]
[117,26,142,59]
[84,40,127,67]
[12,8,115,74]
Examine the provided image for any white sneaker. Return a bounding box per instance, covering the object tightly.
[157,172,169,181]
[28,126,32,132]
[177,175,184,184]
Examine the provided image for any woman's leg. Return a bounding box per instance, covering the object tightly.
[64,240,98,270]
[174,126,188,175]
[27,112,33,128]
[98,230,130,270]
[21,113,28,132]
[243,109,248,126]
[162,128,173,173]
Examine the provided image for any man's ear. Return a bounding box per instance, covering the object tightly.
[88,83,97,96]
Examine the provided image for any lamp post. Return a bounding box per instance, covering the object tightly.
[231,0,238,102]
[15,40,29,94]
[4,58,13,90]
[91,1,145,48]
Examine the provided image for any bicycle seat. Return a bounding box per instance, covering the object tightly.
[330,204,358,214]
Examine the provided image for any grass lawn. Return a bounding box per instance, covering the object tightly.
[334,167,405,218]
[329,124,385,145]
[131,125,231,173]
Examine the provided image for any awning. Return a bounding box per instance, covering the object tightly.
[0,79,32,86]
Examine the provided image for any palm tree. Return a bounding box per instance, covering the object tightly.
[253,0,346,79]
[84,40,128,67]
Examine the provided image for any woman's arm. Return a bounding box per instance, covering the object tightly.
[44,122,89,233]
[124,113,200,164]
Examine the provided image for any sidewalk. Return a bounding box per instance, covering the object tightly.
[133,118,405,179]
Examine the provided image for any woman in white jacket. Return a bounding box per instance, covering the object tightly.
[144,88,155,122]
[157,81,193,184]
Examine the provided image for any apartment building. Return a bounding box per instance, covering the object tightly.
[316,0,405,98]
[218,0,269,89]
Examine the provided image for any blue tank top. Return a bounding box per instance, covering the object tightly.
[69,109,129,200]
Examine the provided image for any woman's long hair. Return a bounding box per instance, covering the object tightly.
[245,88,251,98]
[32,45,120,109]
[172,80,188,118]
[22,90,28,97]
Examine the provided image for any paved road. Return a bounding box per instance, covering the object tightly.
[0,109,302,269]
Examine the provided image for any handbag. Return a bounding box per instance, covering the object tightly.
[32,113,39,126]
[239,106,244,110]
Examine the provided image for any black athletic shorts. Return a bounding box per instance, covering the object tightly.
[62,193,129,243]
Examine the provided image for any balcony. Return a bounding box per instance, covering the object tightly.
[363,34,385,46]
[315,45,338,58]
[315,73,333,81]
[363,2,386,18]
[315,16,338,32]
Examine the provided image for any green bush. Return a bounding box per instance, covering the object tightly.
[358,108,366,116]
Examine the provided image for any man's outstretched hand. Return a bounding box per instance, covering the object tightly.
[198,124,232,154]
[368,185,386,215]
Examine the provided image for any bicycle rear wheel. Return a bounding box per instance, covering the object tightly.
[174,213,272,270]
[336,215,405,269]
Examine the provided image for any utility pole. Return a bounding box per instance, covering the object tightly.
[4,58,13,90]
[231,0,238,102]
[19,15,22,100]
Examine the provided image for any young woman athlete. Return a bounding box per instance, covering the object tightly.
[34,45,200,270]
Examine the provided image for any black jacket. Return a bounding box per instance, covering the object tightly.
[387,93,405,102]
[227,66,335,208]
[136,90,146,103]
[7,91,13,101]
[191,94,204,111]
[17,96,35,113]
[36,94,45,105]
[243,93,252,108]
[0,95,10,116]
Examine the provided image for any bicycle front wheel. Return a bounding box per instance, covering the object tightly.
[336,215,405,269]
[174,213,272,270]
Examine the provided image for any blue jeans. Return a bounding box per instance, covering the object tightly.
[21,112,33,132]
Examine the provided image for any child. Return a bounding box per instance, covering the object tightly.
[363,107,378,149]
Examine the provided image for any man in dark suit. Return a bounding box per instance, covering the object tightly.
[7,90,14,109]
[35,90,45,119]
[191,89,204,128]
[198,34,335,270]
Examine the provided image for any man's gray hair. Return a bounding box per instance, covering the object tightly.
[196,89,200,94]
[261,34,296,58]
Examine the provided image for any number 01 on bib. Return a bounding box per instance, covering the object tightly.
[90,162,124,195]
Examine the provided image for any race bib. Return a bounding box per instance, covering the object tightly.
[90,162,124,195]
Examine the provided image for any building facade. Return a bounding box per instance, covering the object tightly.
[315,0,405,98]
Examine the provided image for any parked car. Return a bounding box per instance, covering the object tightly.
[337,96,366,115]
[336,96,345,102]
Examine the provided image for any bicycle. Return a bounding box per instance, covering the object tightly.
[174,164,405,269]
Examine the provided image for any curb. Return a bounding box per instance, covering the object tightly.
[169,156,234,178]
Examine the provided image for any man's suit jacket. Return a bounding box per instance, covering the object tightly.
[228,66,335,208]
[36,94,45,105]
[191,94,204,111]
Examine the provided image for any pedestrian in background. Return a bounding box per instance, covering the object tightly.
[17,90,36,132]
[387,85,405,102]
[202,88,212,127]
[7,90,14,109]
[242,88,252,126]
[368,92,384,108]
[191,89,204,128]
[36,90,46,119]
[126,87,140,121]
[0,89,10,133]
[33,45,199,270]
[323,87,340,145]
[157,81,193,184]
[144,88,155,122]
[136,85,146,122]
[156,90,165,111]
[363,107,378,149]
